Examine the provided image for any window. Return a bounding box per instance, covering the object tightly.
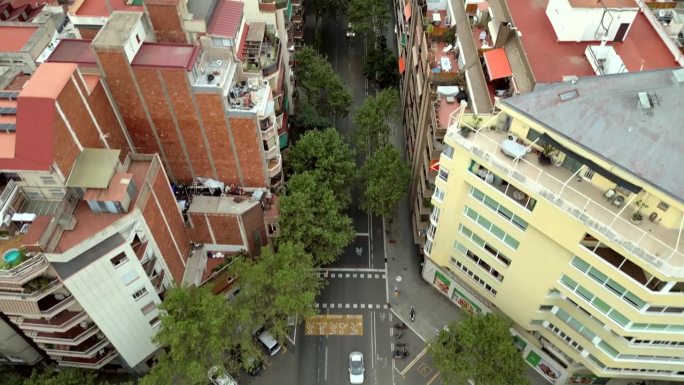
[571,257,647,310]
[121,270,139,286]
[132,287,148,300]
[110,253,128,268]
[451,243,505,282]
[463,206,520,250]
[141,301,156,315]
[538,305,553,311]
[433,187,445,202]
[449,258,498,296]
[438,167,449,182]
[149,316,161,327]
[558,89,579,102]
[135,34,141,44]
[40,176,56,185]
[469,186,528,230]
[583,168,595,180]
[657,201,670,211]
[526,128,542,142]
[443,144,454,159]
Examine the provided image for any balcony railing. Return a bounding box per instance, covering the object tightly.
[20,310,88,332]
[39,294,76,318]
[447,107,684,277]
[0,253,49,282]
[264,143,279,159]
[0,277,62,299]
[33,324,99,345]
[262,45,282,77]
[57,348,118,369]
[44,336,110,358]
[268,155,282,177]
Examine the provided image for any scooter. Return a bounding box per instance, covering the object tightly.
[410,306,416,322]
[394,331,404,339]
[394,322,407,330]
[393,348,409,359]
[395,342,408,348]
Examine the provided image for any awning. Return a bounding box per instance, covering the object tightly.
[404,2,411,22]
[398,57,406,74]
[429,159,440,171]
[540,133,642,193]
[66,148,120,188]
[483,48,512,80]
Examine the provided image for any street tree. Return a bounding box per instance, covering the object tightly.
[294,46,353,119]
[361,146,410,219]
[363,36,400,89]
[231,242,324,342]
[24,368,96,385]
[280,172,354,266]
[292,100,332,139]
[347,0,390,38]
[354,88,400,152]
[308,0,347,27]
[286,128,357,205]
[140,285,232,385]
[429,314,529,385]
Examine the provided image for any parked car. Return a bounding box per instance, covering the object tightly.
[349,351,364,384]
[208,366,238,385]
[346,23,355,38]
[254,327,282,356]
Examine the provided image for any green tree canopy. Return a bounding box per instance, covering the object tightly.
[140,285,232,385]
[308,0,347,17]
[24,368,96,385]
[280,172,354,266]
[347,0,389,38]
[292,99,332,137]
[361,146,410,218]
[363,36,399,89]
[429,314,529,385]
[231,242,323,342]
[286,128,356,205]
[294,46,352,119]
[353,89,400,152]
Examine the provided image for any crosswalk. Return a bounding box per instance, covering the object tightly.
[317,272,386,279]
[314,303,389,309]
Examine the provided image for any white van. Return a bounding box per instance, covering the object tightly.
[208,366,238,385]
[255,327,281,356]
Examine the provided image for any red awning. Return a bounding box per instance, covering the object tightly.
[483,48,512,80]
[398,57,406,74]
[429,160,440,171]
[404,2,411,22]
[237,24,249,60]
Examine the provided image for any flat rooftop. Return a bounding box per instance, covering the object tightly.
[502,68,684,201]
[92,11,143,47]
[507,0,678,83]
[47,39,97,66]
[131,43,198,70]
[56,159,151,251]
[71,0,142,17]
[0,25,38,52]
[188,195,259,216]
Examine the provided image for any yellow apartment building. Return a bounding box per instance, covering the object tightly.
[423,68,684,385]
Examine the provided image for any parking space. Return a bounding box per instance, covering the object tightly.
[397,346,442,385]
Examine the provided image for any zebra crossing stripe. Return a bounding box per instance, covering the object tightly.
[353,304,358,309]
[353,274,358,278]
[361,304,366,309]
[330,303,335,309]
[345,304,350,309]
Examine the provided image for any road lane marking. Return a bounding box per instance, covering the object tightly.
[324,346,328,381]
[426,372,441,385]
[356,232,370,236]
[305,314,363,336]
[316,267,386,273]
[400,346,428,376]
[370,311,375,369]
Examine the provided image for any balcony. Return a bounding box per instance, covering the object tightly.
[37,293,75,317]
[57,347,118,369]
[242,23,281,77]
[20,310,88,332]
[447,107,684,277]
[0,251,49,285]
[43,335,110,358]
[268,154,282,177]
[0,275,62,300]
[33,323,99,345]
[190,51,235,92]
[260,118,277,140]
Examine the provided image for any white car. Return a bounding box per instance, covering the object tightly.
[208,366,238,385]
[349,351,364,384]
[346,23,355,38]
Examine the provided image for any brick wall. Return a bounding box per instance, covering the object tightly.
[53,117,80,178]
[207,215,242,245]
[241,204,267,255]
[141,163,191,281]
[78,28,100,40]
[95,50,159,155]
[229,116,265,186]
[195,93,239,184]
[133,67,192,182]
[144,2,187,44]
[57,75,101,149]
[87,80,132,162]
[161,71,213,178]
[187,212,212,244]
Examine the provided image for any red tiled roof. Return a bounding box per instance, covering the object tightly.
[0,25,38,52]
[508,0,677,83]
[0,63,77,171]
[131,42,197,70]
[483,48,512,80]
[208,0,243,38]
[72,0,142,17]
[46,39,97,66]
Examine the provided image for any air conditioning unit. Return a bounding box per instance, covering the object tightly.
[507,134,518,141]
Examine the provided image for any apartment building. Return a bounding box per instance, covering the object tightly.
[423,68,684,384]
[392,0,682,252]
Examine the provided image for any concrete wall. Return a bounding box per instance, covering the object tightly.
[546,0,637,42]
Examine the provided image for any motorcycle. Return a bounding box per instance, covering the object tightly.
[393,348,409,359]
[395,342,408,348]
[410,306,416,322]
[394,331,404,339]
[394,322,406,330]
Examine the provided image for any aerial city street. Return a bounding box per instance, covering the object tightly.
[0,0,684,385]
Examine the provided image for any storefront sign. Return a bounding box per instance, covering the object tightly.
[451,287,481,313]
[526,351,560,383]
[567,374,599,384]
[434,271,450,294]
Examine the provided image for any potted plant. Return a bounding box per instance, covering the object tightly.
[538,144,556,166]
[631,199,649,224]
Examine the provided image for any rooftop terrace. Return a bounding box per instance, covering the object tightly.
[0,25,38,52]
[507,0,678,83]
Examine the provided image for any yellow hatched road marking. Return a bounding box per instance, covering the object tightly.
[305,314,363,336]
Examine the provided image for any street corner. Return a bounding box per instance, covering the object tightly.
[395,346,442,385]
[304,314,363,336]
